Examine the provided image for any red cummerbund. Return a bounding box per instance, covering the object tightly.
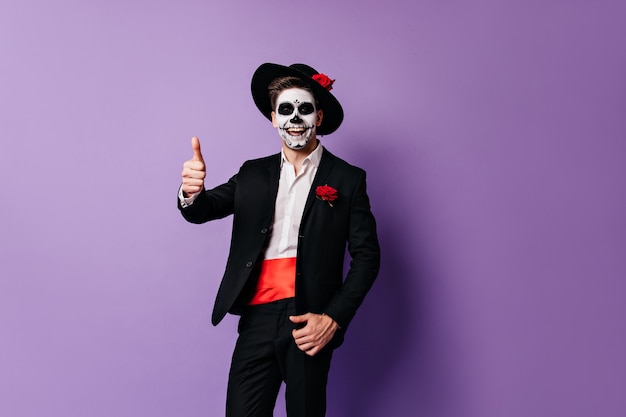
[248,257,297,305]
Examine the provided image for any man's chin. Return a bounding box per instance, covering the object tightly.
[282,136,310,150]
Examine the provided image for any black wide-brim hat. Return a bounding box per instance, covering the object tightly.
[251,63,344,135]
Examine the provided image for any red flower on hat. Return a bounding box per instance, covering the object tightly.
[312,73,335,91]
[315,185,338,207]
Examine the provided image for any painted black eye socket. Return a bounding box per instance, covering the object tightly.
[298,103,314,115]
[278,103,294,115]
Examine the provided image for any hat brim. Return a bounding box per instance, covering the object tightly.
[251,63,344,136]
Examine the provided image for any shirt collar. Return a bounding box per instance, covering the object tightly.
[280,140,323,168]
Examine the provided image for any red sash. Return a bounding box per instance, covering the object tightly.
[248,257,297,305]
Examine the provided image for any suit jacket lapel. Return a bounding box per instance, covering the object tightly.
[301,148,336,221]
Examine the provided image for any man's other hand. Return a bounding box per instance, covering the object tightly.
[289,313,338,356]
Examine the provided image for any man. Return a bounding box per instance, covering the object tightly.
[178,63,380,417]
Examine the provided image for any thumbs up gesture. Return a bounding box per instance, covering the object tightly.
[181,136,206,196]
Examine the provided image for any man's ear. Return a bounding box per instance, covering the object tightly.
[316,109,323,127]
[271,111,278,128]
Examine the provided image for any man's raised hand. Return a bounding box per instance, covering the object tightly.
[181,136,206,196]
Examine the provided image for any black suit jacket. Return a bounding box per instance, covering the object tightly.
[179,147,380,344]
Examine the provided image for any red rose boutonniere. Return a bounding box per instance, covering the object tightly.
[312,73,335,91]
[316,185,338,207]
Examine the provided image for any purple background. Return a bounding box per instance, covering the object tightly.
[1,1,625,416]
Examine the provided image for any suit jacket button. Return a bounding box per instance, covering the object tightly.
[245,261,253,268]
[261,228,268,234]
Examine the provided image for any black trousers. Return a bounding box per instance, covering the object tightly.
[226,299,333,417]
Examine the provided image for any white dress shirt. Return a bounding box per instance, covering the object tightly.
[265,144,322,260]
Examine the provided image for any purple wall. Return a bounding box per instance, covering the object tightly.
[2,1,625,416]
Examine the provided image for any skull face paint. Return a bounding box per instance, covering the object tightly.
[272,88,320,150]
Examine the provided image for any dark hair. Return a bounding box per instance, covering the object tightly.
[268,76,318,110]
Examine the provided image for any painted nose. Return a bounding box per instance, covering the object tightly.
[290,113,303,123]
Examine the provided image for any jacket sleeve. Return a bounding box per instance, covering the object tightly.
[177,174,238,224]
[323,170,380,329]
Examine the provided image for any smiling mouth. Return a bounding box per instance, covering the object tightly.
[282,126,312,136]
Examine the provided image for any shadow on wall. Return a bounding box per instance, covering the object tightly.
[324,137,416,416]
[324,135,464,417]
[326,217,415,417]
